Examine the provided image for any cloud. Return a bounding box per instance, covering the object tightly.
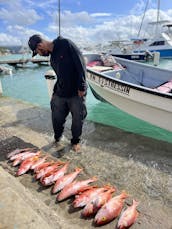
[47,7,172,47]
[0,0,172,48]
[34,0,57,9]
[0,8,42,26]
[0,33,22,46]
[0,25,48,46]
[91,13,111,17]
[51,10,93,27]
[0,0,42,26]
[130,0,147,15]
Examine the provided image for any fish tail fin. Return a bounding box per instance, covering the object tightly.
[75,167,83,172]
[57,160,66,165]
[110,186,116,193]
[43,154,49,159]
[103,184,117,192]
[91,176,98,181]
[37,150,42,154]
[121,190,129,198]
[133,199,140,207]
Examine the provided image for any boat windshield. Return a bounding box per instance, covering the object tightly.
[149,40,165,46]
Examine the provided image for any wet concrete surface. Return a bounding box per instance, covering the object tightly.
[0,97,172,229]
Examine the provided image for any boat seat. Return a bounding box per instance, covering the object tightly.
[142,77,164,88]
[153,80,172,93]
[87,65,114,72]
[87,60,113,72]
[87,60,103,67]
[87,60,124,72]
[117,70,143,86]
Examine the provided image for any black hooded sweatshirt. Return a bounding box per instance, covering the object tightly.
[50,36,87,98]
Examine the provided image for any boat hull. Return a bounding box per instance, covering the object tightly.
[111,53,146,61]
[87,71,172,132]
[133,48,172,58]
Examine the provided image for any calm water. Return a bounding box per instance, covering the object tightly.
[1,54,172,144]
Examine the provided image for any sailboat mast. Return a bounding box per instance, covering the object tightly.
[155,0,160,36]
[137,0,149,38]
[58,0,61,36]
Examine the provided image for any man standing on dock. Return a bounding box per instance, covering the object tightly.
[28,34,87,152]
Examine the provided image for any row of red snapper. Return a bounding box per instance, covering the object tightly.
[7,148,140,229]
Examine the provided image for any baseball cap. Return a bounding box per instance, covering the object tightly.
[28,34,42,57]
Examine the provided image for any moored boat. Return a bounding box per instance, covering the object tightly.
[0,65,12,75]
[106,21,172,60]
[84,53,172,132]
[133,22,172,58]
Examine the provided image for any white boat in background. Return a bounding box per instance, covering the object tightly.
[107,21,172,60]
[108,0,172,59]
[0,65,12,75]
[133,21,172,58]
[107,41,148,61]
[84,53,172,132]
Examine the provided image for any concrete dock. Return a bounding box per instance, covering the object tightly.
[0,58,49,67]
[0,96,172,229]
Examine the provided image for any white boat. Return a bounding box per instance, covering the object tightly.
[107,21,172,60]
[107,41,148,61]
[108,0,172,59]
[133,22,172,58]
[84,53,172,132]
[0,65,12,75]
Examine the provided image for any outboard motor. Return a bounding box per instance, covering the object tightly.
[145,50,153,61]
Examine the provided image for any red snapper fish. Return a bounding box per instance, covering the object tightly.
[41,162,69,186]
[94,191,129,226]
[30,155,48,170]
[7,147,36,159]
[10,150,40,162]
[35,161,64,180]
[57,176,98,201]
[17,155,39,176]
[73,185,114,208]
[12,151,41,166]
[34,161,54,173]
[81,187,116,217]
[52,167,83,194]
[117,199,139,229]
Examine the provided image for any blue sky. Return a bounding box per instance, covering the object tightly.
[0,0,172,47]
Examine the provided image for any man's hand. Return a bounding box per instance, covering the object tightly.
[78,90,85,97]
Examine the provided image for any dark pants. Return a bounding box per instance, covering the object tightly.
[50,94,87,145]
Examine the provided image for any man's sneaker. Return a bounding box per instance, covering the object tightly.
[55,135,68,143]
[53,141,65,151]
[72,143,81,152]
[59,135,67,142]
